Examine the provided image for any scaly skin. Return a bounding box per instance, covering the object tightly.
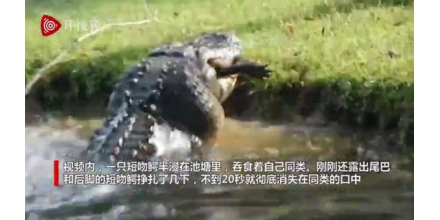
[81,33,270,164]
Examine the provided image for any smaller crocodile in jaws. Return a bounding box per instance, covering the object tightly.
[81,32,271,164]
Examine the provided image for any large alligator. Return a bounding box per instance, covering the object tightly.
[81,32,270,164]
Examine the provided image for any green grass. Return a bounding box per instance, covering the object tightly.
[25,0,414,139]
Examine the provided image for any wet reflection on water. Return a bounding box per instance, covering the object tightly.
[25,115,413,220]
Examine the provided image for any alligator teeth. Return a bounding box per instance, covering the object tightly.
[150,104,157,111]
[137,71,144,76]
[124,90,131,97]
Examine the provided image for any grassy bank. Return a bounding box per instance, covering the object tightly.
[25,0,414,147]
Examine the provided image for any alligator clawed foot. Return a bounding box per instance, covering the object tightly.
[210,57,272,80]
[238,62,272,79]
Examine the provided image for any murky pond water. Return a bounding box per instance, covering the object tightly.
[25,114,413,220]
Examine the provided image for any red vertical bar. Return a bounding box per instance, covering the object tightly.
[54,160,59,186]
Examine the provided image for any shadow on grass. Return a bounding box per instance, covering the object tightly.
[311,0,413,18]
[223,74,414,153]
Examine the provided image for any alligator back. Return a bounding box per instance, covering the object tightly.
[83,53,224,164]
[83,32,246,164]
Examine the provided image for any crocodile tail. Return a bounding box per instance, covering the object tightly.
[81,59,161,163]
[82,97,158,163]
[83,99,205,164]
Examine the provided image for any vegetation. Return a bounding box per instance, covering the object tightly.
[25,0,414,147]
